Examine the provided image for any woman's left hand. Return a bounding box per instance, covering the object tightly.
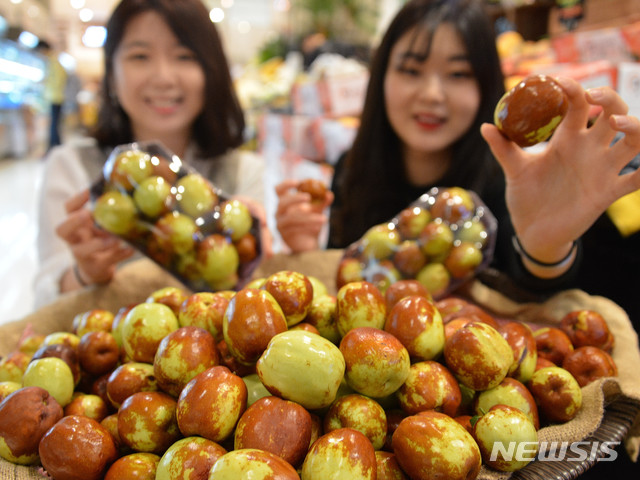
[232,195,273,259]
[481,76,640,269]
[56,189,135,290]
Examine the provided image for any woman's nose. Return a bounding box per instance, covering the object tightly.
[418,74,446,102]
[151,57,178,82]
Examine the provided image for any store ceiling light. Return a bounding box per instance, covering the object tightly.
[17,30,38,48]
[0,58,44,82]
[59,52,76,71]
[210,7,224,23]
[79,8,94,22]
[70,0,86,9]
[82,25,106,48]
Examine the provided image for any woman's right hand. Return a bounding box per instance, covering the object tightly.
[481,77,640,277]
[275,179,334,253]
[55,189,135,291]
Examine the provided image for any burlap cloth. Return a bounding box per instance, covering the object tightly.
[1,250,639,479]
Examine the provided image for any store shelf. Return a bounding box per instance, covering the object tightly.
[487,0,556,41]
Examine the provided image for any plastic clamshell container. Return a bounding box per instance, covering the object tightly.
[89,141,262,292]
[337,186,497,299]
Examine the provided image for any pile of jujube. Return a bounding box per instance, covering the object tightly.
[337,186,498,301]
[0,273,618,480]
[90,142,261,292]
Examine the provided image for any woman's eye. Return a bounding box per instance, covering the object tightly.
[451,70,474,79]
[397,65,421,76]
[177,50,198,61]
[127,52,148,61]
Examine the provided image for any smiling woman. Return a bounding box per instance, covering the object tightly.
[274,0,640,338]
[110,10,206,158]
[34,0,267,310]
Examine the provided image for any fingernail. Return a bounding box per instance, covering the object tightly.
[587,88,605,101]
[611,115,630,129]
[553,76,572,89]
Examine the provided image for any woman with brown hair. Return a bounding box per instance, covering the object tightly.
[35,0,266,306]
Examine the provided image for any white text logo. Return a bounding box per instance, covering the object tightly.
[489,441,619,462]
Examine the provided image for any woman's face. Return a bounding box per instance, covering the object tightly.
[384,23,481,163]
[112,11,205,148]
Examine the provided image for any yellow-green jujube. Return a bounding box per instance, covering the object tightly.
[256,330,345,410]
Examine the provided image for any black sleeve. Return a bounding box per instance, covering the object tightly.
[491,150,640,304]
[326,152,347,249]
[478,173,582,302]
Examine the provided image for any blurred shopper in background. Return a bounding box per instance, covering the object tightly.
[35,40,68,153]
[35,0,267,307]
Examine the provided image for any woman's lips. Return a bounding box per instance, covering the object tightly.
[415,113,445,130]
[147,98,181,114]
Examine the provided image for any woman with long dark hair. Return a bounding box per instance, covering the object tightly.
[35,0,266,305]
[329,0,505,249]
[276,0,640,304]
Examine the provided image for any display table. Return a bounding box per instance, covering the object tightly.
[1,251,639,479]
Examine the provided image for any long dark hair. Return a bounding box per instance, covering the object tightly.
[92,0,245,157]
[330,0,505,247]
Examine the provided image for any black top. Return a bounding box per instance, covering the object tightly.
[327,153,640,338]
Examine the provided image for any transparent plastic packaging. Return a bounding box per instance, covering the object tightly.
[337,186,497,299]
[89,141,262,292]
